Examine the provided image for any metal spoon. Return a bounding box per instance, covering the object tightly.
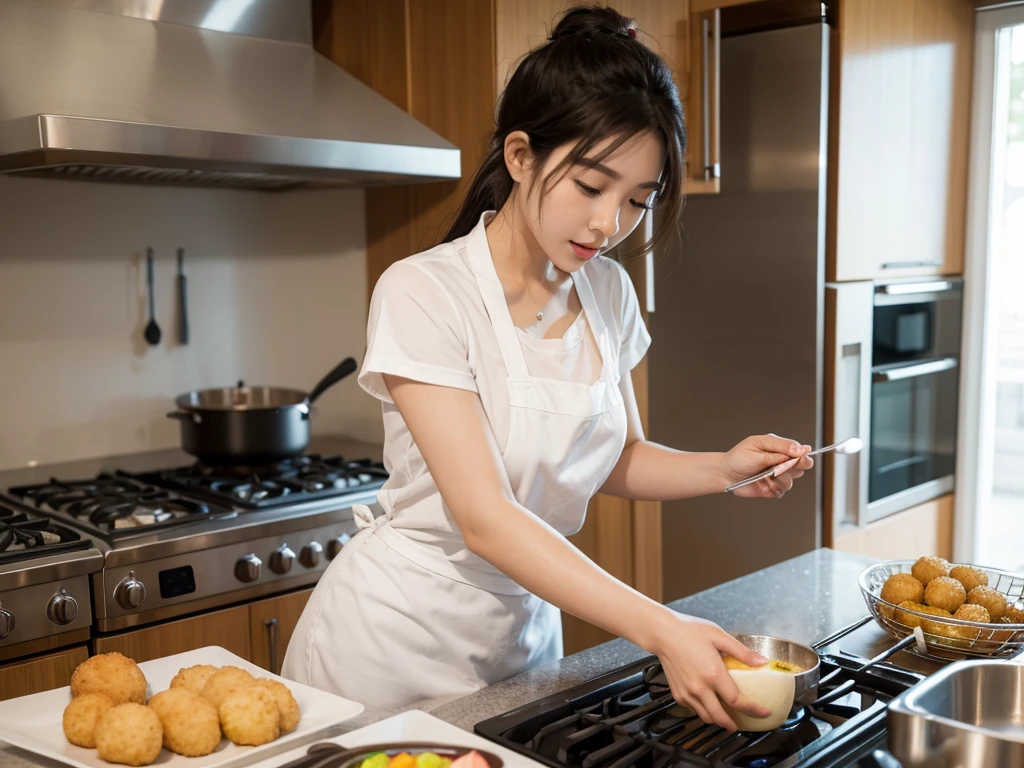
[725,437,863,494]
[144,248,161,346]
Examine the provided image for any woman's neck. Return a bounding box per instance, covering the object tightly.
[485,204,568,289]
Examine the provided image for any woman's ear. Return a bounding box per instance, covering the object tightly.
[503,131,534,184]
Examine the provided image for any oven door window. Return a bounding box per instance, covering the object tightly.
[869,365,959,503]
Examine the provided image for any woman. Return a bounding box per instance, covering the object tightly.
[283,5,813,730]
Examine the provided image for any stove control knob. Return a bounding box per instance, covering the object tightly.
[0,602,14,640]
[235,554,262,583]
[269,545,295,575]
[299,541,323,568]
[47,589,79,625]
[114,571,147,610]
[326,533,351,561]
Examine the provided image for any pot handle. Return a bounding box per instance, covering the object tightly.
[307,357,358,404]
[167,411,202,424]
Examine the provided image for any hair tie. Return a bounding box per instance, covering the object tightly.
[627,28,637,39]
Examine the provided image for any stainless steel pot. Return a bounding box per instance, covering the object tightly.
[731,634,821,699]
[168,357,357,464]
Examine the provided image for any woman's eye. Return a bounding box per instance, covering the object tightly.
[629,199,654,211]
[575,181,600,197]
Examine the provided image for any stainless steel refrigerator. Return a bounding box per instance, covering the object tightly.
[650,11,830,601]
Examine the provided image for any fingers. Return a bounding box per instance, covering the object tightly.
[699,688,739,731]
[678,692,712,725]
[713,631,768,668]
[760,434,810,463]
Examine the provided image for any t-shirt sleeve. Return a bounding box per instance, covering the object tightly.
[615,262,652,375]
[358,261,477,404]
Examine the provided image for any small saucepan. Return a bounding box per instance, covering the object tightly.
[722,634,821,732]
[168,357,357,465]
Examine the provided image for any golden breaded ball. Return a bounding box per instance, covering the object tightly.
[219,686,280,746]
[70,652,147,705]
[1005,602,1024,624]
[63,693,114,748]
[949,565,988,594]
[881,573,925,606]
[199,666,256,710]
[953,603,990,623]
[169,664,219,696]
[911,556,950,586]
[148,688,221,757]
[924,576,966,613]
[251,679,301,734]
[966,586,1008,620]
[94,703,163,766]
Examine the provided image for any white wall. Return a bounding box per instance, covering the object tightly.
[0,175,384,470]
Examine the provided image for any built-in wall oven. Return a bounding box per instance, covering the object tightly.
[827,278,963,529]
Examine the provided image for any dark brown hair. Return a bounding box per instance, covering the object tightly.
[440,4,686,259]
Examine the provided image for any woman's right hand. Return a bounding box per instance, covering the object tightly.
[648,611,773,731]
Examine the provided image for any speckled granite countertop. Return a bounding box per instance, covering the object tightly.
[1,548,935,767]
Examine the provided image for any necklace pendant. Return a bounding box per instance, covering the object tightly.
[536,311,544,322]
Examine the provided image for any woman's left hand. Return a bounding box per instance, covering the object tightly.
[722,434,814,498]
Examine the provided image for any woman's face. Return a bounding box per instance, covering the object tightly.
[516,131,666,273]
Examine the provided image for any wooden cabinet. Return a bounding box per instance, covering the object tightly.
[0,645,88,702]
[833,493,955,561]
[829,0,974,281]
[94,605,251,664]
[688,1,721,194]
[248,589,313,676]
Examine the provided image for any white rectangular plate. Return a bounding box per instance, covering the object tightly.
[0,646,364,768]
[250,710,546,768]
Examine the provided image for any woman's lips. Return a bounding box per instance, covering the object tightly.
[571,241,599,260]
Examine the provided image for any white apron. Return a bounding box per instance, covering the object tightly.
[281,223,628,709]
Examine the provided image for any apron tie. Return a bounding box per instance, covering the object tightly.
[353,503,388,531]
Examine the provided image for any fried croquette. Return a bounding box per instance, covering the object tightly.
[1006,601,1024,624]
[199,666,256,709]
[169,664,219,696]
[881,573,925,606]
[966,586,1007,620]
[148,688,221,757]
[895,600,953,634]
[62,693,115,748]
[924,576,966,613]
[953,603,991,623]
[94,703,163,766]
[219,686,280,746]
[911,556,950,586]
[949,565,988,593]
[70,652,147,705]
[251,678,301,734]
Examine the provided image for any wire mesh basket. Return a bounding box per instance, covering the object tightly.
[859,560,1024,662]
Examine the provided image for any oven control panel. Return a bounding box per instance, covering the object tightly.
[95,517,362,630]
[0,574,93,649]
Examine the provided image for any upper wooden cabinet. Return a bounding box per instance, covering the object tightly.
[829,0,974,281]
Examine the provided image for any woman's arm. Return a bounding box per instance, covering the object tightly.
[599,371,814,500]
[383,373,772,730]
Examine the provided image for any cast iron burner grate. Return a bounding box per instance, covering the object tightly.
[6,476,235,539]
[0,498,91,564]
[136,455,388,509]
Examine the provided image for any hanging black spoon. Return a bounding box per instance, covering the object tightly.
[144,248,161,346]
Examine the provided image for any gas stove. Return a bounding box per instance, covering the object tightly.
[475,622,925,768]
[132,454,389,509]
[0,446,388,633]
[6,475,236,539]
[0,497,101,658]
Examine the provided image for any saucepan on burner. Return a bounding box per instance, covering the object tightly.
[722,634,821,731]
[167,357,357,465]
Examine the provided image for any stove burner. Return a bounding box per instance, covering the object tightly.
[0,498,91,564]
[475,653,924,768]
[7,476,234,538]
[141,455,388,508]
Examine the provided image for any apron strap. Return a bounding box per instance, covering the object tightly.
[465,215,532,379]
[570,263,615,378]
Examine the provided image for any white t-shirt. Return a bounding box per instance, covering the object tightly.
[360,231,649,446]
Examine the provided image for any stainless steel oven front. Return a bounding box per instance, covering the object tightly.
[828,278,963,527]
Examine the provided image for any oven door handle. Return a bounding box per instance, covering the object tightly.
[872,356,959,382]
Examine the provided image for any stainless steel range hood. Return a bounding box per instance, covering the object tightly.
[0,0,461,191]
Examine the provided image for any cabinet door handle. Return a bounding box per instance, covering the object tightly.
[701,11,721,181]
[264,617,279,674]
[877,280,955,295]
[881,261,942,269]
